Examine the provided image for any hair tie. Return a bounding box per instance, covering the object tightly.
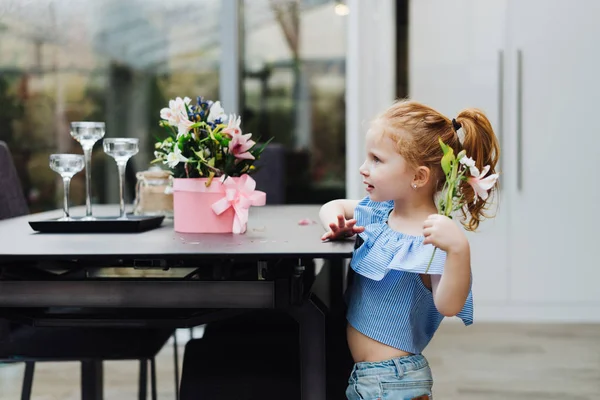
[452,118,462,132]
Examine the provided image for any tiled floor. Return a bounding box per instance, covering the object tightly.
[427,322,600,400]
[1,323,599,400]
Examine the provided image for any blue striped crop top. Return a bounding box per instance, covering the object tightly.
[346,196,473,355]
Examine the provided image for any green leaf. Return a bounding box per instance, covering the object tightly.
[441,147,454,175]
[439,137,450,155]
[251,137,275,158]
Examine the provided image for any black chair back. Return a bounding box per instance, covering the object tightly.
[252,143,286,204]
[0,141,28,220]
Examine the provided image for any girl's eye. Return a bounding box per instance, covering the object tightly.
[372,156,381,163]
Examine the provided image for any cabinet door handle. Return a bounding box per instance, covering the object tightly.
[498,50,504,179]
[516,49,523,191]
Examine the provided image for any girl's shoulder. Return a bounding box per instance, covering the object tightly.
[354,196,394,227]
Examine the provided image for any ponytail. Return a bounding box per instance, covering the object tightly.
[455,108,500,231]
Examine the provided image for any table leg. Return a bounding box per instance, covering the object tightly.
[81,360,103,400]
[150,357,157,400]
[173,333,180,400]
[288,293,327,400]
[21,362,35,400]
[138,359,147,400]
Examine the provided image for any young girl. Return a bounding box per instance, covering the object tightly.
[319,100,499,399]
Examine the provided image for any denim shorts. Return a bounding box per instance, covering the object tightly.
[346,354,433,400]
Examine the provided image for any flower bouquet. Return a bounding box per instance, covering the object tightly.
[153,96,272,233]
[425,138,499,272]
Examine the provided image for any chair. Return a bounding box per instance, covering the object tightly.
[0,325,172,400]
[180,310,300,400]
[0,141,173,399]
[0,142,28,220]
[252,143,286,204]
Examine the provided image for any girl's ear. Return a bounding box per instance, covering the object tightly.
[412,166,431,189]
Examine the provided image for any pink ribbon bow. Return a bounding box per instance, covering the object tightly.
[211,174,266,234]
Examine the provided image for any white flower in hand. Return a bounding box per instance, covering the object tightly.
[459,156,479,176]
[207,101,227,123]
[165,146,189,168]
[467,165,498,202]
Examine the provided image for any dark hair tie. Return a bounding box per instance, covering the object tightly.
[452,118,462,132]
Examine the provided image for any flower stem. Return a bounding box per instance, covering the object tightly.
[426,170,456,274]
[425,247,437,274]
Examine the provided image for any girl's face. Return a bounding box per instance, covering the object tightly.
[359,127,415,202]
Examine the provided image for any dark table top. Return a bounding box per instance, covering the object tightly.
[0,205,354,262]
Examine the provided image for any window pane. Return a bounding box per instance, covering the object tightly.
[243,0,346,204]
[0,0,220,212]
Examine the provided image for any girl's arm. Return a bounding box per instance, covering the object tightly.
[319,199,358,226]
[423,214,471,317]
[430,242,471,317]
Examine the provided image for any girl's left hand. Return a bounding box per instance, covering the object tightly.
[423,214,468,253]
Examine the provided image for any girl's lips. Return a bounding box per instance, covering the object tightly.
[366,184,374,192]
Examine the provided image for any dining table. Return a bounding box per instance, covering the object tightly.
[0,204,355,400]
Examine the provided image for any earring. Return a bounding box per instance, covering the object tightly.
[412,183,417,189]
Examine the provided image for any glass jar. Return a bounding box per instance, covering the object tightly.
[134,169,173,217]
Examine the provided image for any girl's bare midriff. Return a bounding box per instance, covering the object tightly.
[347,324,412,362]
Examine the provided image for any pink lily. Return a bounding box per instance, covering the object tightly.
[467,165,498,202]
[228,132,256,160]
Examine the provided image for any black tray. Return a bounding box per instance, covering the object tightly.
[29,215,165,233]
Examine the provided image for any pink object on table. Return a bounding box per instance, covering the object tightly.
[173,175,266,234]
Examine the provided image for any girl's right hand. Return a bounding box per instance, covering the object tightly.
[321,214,365,241]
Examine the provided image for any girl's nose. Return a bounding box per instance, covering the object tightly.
[359,161,369,176]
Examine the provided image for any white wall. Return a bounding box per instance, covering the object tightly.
[409,0,514,322]
[345,0,397,200]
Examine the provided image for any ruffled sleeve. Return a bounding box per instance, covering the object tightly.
[350,196,447,281]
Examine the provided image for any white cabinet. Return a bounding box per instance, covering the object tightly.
[410,0,509,305]
[505,0,600,303]
[410,0,600,318]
